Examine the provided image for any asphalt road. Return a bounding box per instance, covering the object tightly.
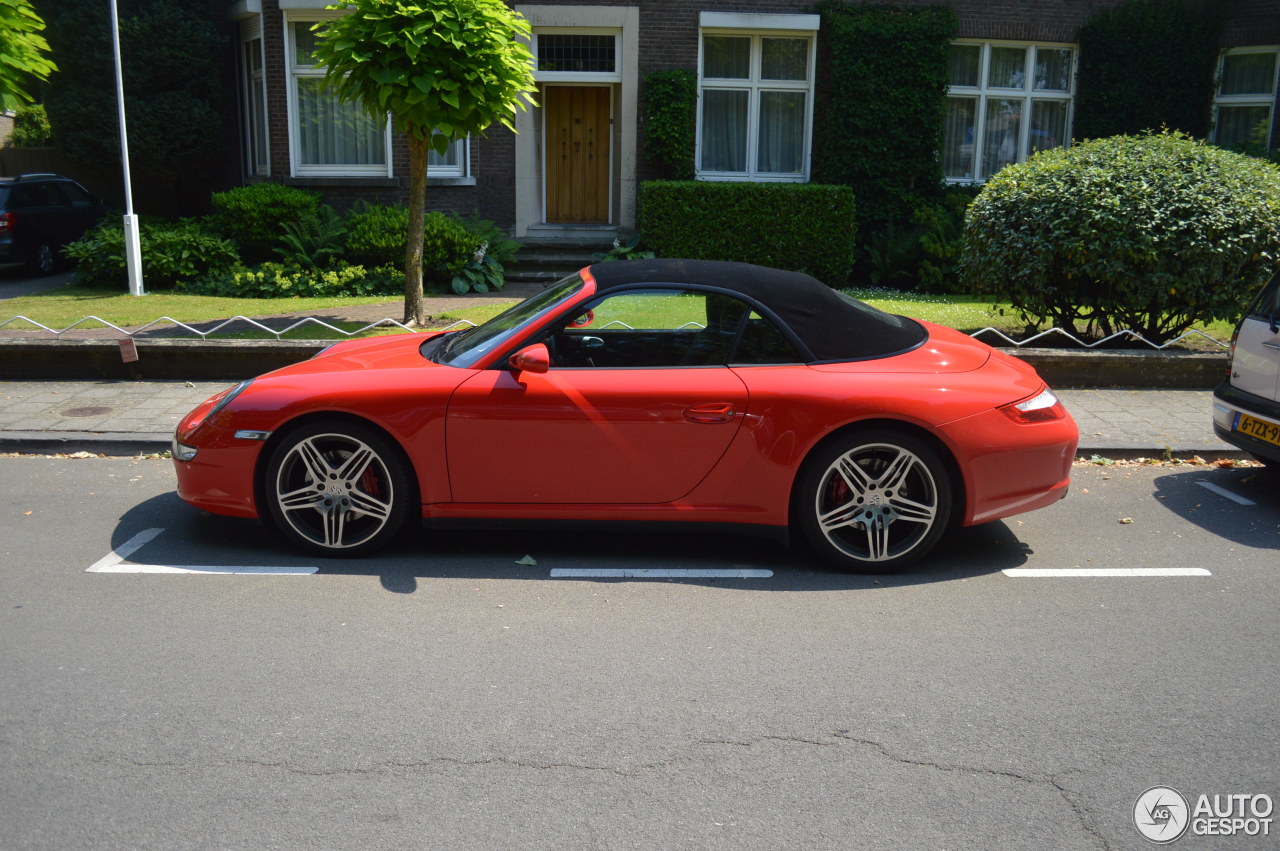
[2,457,1277,850]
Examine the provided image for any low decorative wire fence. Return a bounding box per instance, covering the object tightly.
[0,314,1230,350]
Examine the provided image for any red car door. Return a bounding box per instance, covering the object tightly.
[445,366,748,504]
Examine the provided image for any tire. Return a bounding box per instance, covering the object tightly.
[795,429,952,574]
[263,420,416,557]
[27,243,55,276]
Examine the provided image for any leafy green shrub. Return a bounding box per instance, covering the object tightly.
[961,131,1280,343]
[451,213,521,266]
[207,183,321,263]
[180,262,404,298]
[64,220,238,290]
[810,1,955,231]
[1074,0,1221,140]
[274,205,348,269]
[6,104,53,147]
[642,69,697,180]
[345,204,482,283]
[639,181,856,284]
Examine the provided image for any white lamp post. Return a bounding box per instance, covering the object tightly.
[108,0,143,296]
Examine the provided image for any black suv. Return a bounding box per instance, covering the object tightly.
[0,173,106,276]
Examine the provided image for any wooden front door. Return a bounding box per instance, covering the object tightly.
[545,86,611,223]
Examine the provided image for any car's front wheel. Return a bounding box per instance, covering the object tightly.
[796,429,951,574]
[263,421,416,557]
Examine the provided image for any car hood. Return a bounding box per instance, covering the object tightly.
[267,331,451,378]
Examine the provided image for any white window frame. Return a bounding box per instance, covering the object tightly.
[1213,46,1279,150]
[532,29,622,84]
[696,26,816,182]
[240,20,269,177]
[944,40,1076,183]
[284,12,392,178]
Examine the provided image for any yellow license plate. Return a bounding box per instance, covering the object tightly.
[1237,413,1280,448]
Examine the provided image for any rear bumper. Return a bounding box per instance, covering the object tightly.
[1213,381,1280,464]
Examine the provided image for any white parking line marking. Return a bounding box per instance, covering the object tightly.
[550,568,773,579]
[86,527,317,575]
[1196,481,1256,506]
[1003,568,1212,578]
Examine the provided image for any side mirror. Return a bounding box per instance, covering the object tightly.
[508,343,550,374]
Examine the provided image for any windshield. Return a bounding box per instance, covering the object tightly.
[428,273,586,367]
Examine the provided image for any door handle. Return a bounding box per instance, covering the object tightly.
[683,403,737,424]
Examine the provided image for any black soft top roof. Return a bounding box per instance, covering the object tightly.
[587,258,926,362]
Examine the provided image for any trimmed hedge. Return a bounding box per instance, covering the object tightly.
[642,69,697,180]
[64,220,238,290]
[961,131,1280,343]
[638,181,856,284]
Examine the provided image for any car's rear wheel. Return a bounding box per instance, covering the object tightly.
[263,421,416,557]
[796,429,951,574]
[27,243,55,276]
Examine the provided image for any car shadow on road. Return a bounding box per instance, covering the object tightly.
[1152,465,1279,550]
[111,492,1032,594]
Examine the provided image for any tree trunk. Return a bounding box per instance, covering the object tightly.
[403,134,429,326]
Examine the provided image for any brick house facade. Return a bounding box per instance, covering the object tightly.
[228,0,1280,237]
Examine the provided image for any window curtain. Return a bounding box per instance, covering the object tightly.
[1030,100,1069,154]
[757,91,804,173]
[982,98,1022,177]
[296,78,385,167]
[943,97,977,179]
[701,90,748,172]
[1221,53,1278,96]
[1216,105,1271,149]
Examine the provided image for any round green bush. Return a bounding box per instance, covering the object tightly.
[961,130,1280,343]
[345,204,482,280]
[207,183,322,264]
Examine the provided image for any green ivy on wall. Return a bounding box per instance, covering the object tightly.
[1074,0,1223,141]
[641,69,697,180]
[810,1,956,231]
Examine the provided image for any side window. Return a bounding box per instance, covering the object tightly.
[1247,274,1280,320]
[546,289,749,368]
[58,183,94,208]
[22,182,62,207]
[731,311,805,364]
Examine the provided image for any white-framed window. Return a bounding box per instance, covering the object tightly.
[1213,47,1279,150]
[285,14,390,177]
[697,26,816,182]
[944,41,1076,182]
[428,137,469,180]
[240,26,269,177]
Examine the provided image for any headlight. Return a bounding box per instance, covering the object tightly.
[172,436,198,462]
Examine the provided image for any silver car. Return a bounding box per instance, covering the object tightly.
[1214,271,1280,468]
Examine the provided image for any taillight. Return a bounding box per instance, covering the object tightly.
[1227,323,1241,379]
[1001,388,1066,424]
[0,212,13,234]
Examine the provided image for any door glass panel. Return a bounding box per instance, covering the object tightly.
[537,34,616,73]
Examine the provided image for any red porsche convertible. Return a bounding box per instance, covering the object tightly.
[173,259,1077,573]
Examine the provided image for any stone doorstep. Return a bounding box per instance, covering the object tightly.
[0,338,1228,388]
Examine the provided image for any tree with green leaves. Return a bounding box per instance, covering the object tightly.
[0,0,56,111]
[312,0,537,325]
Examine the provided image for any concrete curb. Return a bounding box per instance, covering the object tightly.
[0,338,1229,387]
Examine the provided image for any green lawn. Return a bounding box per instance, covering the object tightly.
[0,281,1231,347]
